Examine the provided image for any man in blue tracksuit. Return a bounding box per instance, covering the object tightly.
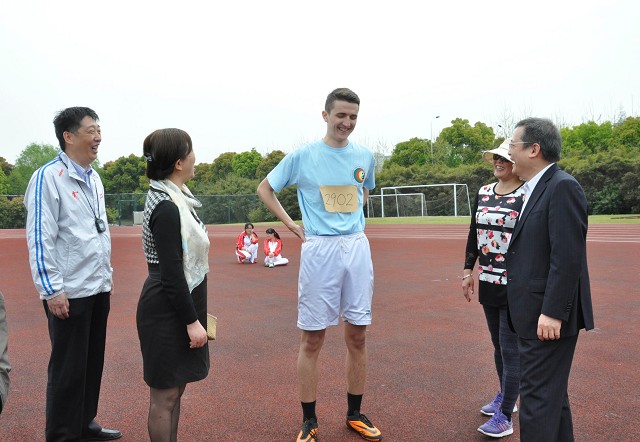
[24,107,121,441]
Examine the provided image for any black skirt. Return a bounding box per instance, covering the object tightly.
[136,270,210,389]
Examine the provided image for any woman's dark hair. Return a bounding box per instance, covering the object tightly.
[265,227,280,240]
[143,128,193,180]
[244,222,254,230]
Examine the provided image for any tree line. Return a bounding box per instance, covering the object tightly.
[1,117,639,228]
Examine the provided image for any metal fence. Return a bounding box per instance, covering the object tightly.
[1,194,264,228]
[105,193,264,226]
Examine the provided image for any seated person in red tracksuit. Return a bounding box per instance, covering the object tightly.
[235,222,259,264]
[263,228,289,268]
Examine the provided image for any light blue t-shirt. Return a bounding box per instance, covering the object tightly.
[267,139,375,236]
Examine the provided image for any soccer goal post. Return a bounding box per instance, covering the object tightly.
[367,184,471,218]
[367,193,426,217]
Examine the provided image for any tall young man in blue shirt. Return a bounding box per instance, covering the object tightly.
[258,88,382,441]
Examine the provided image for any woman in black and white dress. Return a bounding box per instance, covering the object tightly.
[137,128,210,441]
[462,140,525,438]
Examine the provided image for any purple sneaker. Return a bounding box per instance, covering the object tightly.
[478,410,514,438]
[481,392,518,416]
[481,392,503,416]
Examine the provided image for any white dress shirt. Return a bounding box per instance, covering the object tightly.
[519,163,555,217]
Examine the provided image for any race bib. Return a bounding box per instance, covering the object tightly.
[319,185,358,213]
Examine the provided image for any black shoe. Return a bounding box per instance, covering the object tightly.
[84,428,123,441]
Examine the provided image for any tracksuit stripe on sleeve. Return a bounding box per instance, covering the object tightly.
[34,158,59,296]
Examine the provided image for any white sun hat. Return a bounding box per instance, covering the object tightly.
[482,139,514,163]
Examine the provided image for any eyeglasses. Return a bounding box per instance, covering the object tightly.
[508,141,534,149]
[493,154,510,162]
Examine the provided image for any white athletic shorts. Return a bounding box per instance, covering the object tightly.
[297,231,374,330]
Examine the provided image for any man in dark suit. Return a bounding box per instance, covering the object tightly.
[506,118,594,442]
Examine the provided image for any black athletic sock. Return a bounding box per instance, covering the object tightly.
[503,411,512,421]
[301,401,316,422]
[347,392,363,416]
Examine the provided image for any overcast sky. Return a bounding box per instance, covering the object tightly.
[1,0,638,165]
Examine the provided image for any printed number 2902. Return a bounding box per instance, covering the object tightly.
[319,185,358,213]
[324,192,353,207]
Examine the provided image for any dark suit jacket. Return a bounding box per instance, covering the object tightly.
[507,164,594,340]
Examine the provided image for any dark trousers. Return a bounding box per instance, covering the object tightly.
[43,292,110,442]
[483,305,520,414]
[518,333,578,442]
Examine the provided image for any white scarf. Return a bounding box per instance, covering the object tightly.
[150,179,210,293]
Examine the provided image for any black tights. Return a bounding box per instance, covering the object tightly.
[148,384,186,442]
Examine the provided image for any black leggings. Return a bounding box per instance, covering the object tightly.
[483,305,520,414]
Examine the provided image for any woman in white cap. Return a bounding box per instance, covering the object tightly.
[461,140,525,438]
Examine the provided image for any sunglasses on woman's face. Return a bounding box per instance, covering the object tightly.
[493,154,510,162]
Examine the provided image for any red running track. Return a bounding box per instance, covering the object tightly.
[0,224,638,441]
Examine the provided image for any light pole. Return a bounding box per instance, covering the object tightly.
[430,115,440,163]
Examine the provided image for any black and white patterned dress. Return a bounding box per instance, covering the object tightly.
[464,182,526,306]
[136,188,209,388]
